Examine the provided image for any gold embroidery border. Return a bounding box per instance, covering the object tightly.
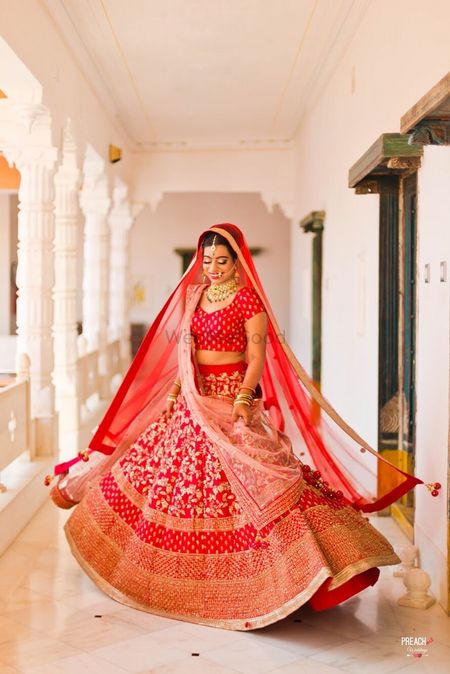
[65,518,397,630]
[65,489,400,630]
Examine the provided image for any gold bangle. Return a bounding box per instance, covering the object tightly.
[173,381,181,389]
[167,394,178,402]
[239,385,256,393]
[234,392,254,406]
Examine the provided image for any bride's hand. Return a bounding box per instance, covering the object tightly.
[163,398,176,419]
[232,403,250,425]
[162,382,181,419]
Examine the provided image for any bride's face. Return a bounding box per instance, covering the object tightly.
[202,244,236,285]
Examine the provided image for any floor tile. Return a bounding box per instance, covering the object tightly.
[20,651,131,674]
[0,502,448,674]
[91,634,187,672]
[204,639,302,674]
[0,634,81,669]
[136,657,243,674]
[270,660,352,674]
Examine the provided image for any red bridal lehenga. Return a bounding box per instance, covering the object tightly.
[48,223,434,631]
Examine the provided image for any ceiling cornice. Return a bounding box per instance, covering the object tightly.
[134,138,294,154]
[43,0,371,148]
[292,0,372,136]
[43,0,137,149]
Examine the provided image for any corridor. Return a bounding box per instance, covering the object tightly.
[1,1,449,671]
[0,505,448,674]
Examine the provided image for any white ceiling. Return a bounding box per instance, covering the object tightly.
[44,0,369,150]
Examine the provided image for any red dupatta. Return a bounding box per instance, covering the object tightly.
[49,223,439,520]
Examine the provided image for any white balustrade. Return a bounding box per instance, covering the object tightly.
[57,336,123,454]
[0,353,34,492]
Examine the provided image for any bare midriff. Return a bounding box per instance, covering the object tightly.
[195,349,246,365]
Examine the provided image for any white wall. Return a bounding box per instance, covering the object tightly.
[293,113,381,445]
[129,192,291,331]
[0,192,17,339]
[292,0,450,440]
[414,146,450,607]
[0,192,10,334]
[292,0,450,609]
[131,147,294,215]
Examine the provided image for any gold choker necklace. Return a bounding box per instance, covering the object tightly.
[206,277,239,303]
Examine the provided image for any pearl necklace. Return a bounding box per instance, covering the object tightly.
[206,277,239,303]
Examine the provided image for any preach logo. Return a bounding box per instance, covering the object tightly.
[400,636,434,658]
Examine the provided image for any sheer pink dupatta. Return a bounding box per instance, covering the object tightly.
[180,283,303,529]
[49,223,434,519]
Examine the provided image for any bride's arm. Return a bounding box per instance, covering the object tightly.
[242,311,268,389]
[164,374,181,418]
[165,282,202,416]
[164,284,196,417]
[232,311,267,423]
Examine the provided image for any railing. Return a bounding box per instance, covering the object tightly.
[0,335,18,375]
[77,336,100,418]
[58,336,123,454]
[107,338,121,378]
[0,354,33,492]
[0,336,125,465]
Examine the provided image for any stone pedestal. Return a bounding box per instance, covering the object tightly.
[398,568,436,609]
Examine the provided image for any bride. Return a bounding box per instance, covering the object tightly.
[48,223,436,630]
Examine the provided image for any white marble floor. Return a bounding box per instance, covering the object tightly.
[0,503,448,674]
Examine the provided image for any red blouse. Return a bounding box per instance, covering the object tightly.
[191,286,266,352]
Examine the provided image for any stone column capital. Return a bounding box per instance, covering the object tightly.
[80,177,110,216]
[54,119,80,188]
[1,102,57,170]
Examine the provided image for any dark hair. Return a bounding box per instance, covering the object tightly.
[201,231,237,261]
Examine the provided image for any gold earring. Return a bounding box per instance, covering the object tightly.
[202,273,207,282]
[234,265,240,283]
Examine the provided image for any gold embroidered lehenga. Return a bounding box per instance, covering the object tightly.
[49,224,433,630]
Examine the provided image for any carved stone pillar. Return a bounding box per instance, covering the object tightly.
[3,105,58,455]
[53,120,80,451]
[108,181,139,371]
[80,146,111,398]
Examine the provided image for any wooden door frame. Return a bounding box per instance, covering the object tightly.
[349,134,423,537]
[300,211,325,390]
